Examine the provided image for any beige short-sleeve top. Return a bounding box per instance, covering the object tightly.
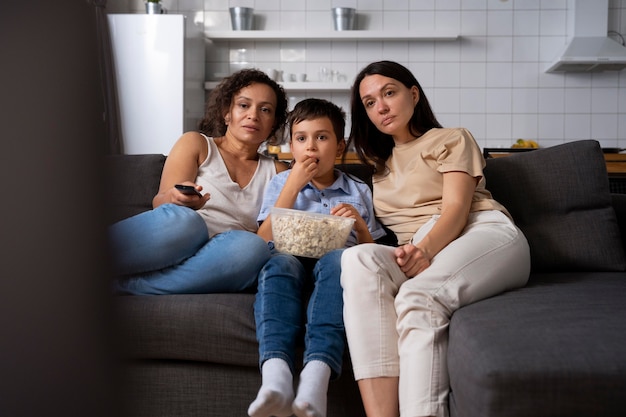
[373,127,510,245]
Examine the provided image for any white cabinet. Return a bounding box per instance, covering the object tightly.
[109,14,187,155]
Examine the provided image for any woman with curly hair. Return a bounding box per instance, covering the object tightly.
[110,68,289,295]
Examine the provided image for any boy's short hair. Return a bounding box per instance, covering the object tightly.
[287,98,346,142]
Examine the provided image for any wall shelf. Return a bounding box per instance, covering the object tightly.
[204,81,351,92]
[205,30,459,42]
[204,30,459,92]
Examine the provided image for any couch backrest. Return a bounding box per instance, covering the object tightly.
[103,155,374,225]
[102,149,626,270]
[483,140,626,272]
[104,154,166,224]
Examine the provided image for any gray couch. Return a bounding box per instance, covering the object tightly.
[108,140,626,417]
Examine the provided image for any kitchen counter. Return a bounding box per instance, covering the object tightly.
[603,153,626,175]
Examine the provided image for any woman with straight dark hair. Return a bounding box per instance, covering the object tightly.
[341,61,531,417]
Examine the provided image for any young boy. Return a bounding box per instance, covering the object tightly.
[248,98,386,417]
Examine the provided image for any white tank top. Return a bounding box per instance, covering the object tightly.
[196,135,276,237]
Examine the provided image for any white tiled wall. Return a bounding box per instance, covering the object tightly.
[108,0,626,150]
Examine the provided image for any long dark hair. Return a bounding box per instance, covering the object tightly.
[347,61,442,174]
[198,68,288,142]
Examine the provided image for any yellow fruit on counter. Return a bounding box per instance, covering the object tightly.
[267,145,281,154]
[511,139,539,149]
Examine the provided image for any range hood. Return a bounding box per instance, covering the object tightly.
[545,0,626,73]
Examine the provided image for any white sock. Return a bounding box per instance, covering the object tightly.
[248,358,294,417]
[292,360,331,417]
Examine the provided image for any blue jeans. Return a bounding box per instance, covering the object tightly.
[109,204,271,295]
[254,248,346,377]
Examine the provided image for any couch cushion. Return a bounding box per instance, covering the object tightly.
[115,293,260,366]
[104,154,166,224]
[483,140,626,272]
[448,272,626,417]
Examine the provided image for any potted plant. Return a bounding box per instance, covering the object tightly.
[145,0,162,14]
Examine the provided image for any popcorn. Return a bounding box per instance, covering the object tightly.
[271,207,355,258]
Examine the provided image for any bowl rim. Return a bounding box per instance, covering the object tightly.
[270,207,356,225]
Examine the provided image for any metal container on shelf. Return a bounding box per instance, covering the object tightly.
[332,7,356,31]
[229,7,254,30]
[145,2,162,14]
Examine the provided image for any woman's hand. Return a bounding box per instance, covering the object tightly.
[153,132,208,209]
[395,244,431,278]
[331,203,373,243]
[170,182,211,210]
[398,171,478,277]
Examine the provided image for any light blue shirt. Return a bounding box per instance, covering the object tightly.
[258,169,386,247]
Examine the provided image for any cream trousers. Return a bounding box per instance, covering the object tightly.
[341,210,530,417]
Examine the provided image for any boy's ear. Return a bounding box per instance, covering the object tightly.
[336,138,346,156]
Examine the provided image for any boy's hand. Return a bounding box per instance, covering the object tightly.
[331,203,372,244]
[287,155,318,190]
[331,202,360,223]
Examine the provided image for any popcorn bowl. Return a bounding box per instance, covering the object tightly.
[271,207,355,258]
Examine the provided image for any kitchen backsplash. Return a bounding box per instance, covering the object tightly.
[106,0,626,150]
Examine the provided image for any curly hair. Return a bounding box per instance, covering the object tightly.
[198,68,288,142]
[347,61,442,174]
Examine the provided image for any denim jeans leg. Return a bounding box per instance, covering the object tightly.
[111,204,271,294]
[108,203,208,276]
[114,230,270,295]
[304,248,346,376]
[254,251,307,375]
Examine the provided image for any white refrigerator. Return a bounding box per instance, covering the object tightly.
[108,14,186,155]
